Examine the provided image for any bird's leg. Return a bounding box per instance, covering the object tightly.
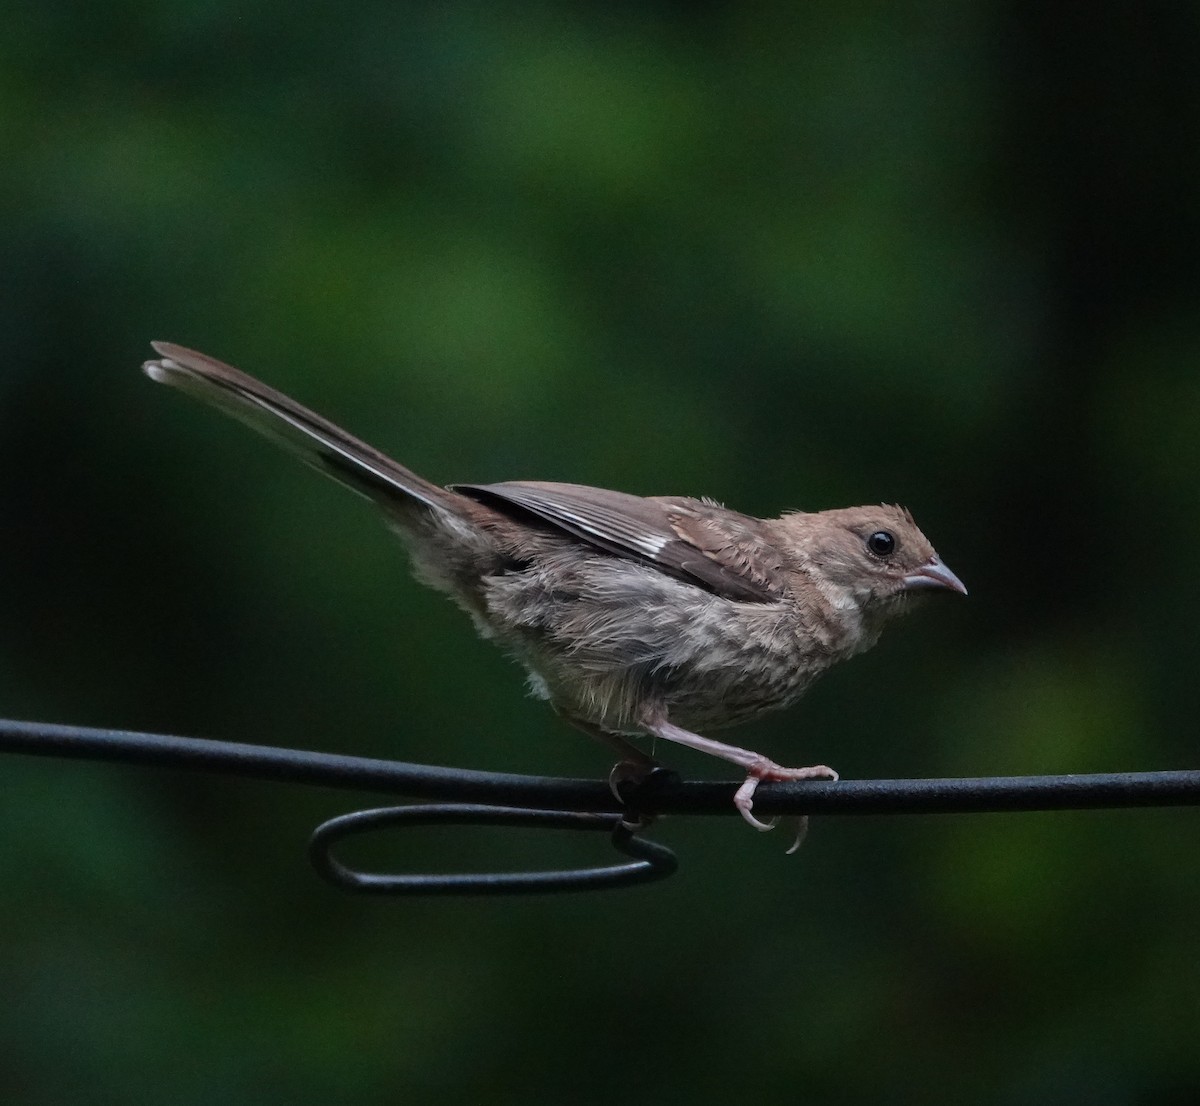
[554,709,660,807]
[641,716,837,834]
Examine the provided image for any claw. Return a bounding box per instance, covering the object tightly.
[608,763,632,805]
[734,775,779,831]
[618,810,657,834]
[784,816,810,855]
[608,761,678,808]
[608,760,651,805]
[735,761,838,846]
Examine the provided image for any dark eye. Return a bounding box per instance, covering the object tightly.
[867,530,896,557]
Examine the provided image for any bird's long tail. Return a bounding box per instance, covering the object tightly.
[143,342,457,514]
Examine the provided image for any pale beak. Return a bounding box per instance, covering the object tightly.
[902,558,968,596]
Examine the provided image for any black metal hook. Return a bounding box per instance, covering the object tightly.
[308,803,678,895]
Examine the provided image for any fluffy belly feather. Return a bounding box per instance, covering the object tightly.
[477,555,854,733]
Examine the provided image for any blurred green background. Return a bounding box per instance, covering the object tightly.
[2,2,1198,1102]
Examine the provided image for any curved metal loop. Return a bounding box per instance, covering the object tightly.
[308,803,678,895]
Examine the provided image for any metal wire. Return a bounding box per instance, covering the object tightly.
[2,717,1198,894]
[308,805,675,895]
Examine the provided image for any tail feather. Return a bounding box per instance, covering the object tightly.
[143,342,453,513]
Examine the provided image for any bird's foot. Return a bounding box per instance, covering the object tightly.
[633,716,836,851]
[733,759,839,843]
[608,762,679,829]
[608,759,655,804]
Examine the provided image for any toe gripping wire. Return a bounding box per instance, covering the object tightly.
[4,719,1200,896]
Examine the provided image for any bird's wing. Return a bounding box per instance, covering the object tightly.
[453,480,784,602]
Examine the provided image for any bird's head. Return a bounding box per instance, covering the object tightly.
[777,504,967,616]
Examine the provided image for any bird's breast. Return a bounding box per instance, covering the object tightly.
[479,556,863,732]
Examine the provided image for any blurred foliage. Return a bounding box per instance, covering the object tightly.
[2,1,1199,1103]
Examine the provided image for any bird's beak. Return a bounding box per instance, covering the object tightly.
[903,558,968,596]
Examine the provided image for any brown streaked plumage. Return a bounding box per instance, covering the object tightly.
[143,342,966,840]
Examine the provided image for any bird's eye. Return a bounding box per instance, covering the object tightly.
[867,530,896,557]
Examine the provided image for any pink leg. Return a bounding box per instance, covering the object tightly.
[643,717,837,833]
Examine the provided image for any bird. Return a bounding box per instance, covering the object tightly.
[143,342,966,841]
